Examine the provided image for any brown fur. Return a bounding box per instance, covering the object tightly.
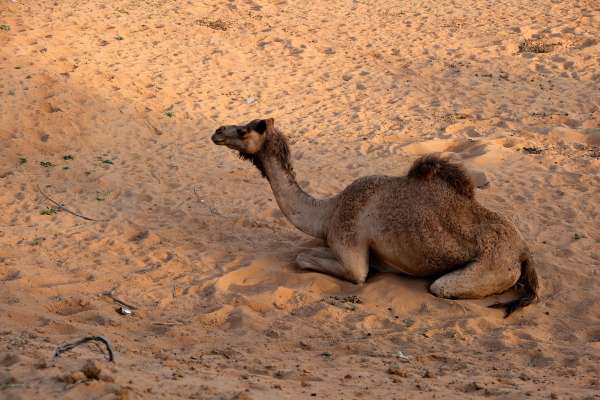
[239,126,295,180]
[408,155,475,199]
[212,118,539,317]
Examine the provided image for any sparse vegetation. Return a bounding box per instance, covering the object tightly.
[0,24,10,31]
[40,207,60,215]
[63,154,74,160]
[40,161,53,167]
[115,35,124,40]
[19,157,27,164]
[522,146,543,154]
[195,17,230,31]
[164,111,174,118]
[30,237,45,246]
[518,39,556,54]
[96,191,110,201]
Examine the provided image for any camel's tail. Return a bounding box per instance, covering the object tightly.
[489,253,540,318]
[407,155,475,199]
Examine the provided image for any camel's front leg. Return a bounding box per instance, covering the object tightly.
[296,244,369,284]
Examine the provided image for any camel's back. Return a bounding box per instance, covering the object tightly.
[330,174,519,276]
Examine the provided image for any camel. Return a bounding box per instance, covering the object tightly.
[211,118,539,317]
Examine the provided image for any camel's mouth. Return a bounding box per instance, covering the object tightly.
[211,132,226,145]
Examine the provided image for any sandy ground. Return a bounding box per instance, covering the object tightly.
[1,0,599,399]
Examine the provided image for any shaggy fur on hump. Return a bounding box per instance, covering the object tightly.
[408,155,474,198]
[238,128,294,179]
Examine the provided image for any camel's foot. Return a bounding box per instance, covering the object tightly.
[430,259,520,300]
[296,246,368,284]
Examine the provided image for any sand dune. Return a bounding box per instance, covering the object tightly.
[1,0,599,399]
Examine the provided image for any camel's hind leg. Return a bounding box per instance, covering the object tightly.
[296,245,369,284]
[431,224,524,300]
[430,259,520,299]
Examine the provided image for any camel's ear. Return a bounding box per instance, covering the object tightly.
[265,118,274,131]
[254,118,274,134]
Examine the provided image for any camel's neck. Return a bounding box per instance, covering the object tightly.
[253,133,334,239]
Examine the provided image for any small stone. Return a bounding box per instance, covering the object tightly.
[422,369,433,378]
[299,341,312,350]
[273,370,293,379]
[519,372,531,381]
[387,366,409,377]
[81,360,102,380]
[464,382,484,392]
[342,74,353,81]
[323,47,336,55]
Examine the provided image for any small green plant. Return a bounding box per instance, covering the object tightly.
[102,159,113,165]
[115,35,124,40]
[63,154,74,160]
[19,157,27,164]
[40,161,53,167]
[0,24,10,31]
[30,237,45,246]
[96,191,110,201]
[40,207,59,215]
[164,111,174,118]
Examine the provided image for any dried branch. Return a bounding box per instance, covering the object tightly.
[37,185,108,222]
[101,288,138,310]
[53,336,115,362]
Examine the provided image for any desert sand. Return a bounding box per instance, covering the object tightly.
[1,0,599,399]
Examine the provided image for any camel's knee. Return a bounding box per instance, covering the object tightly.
[430,277,458,299]
[346,268,367,285]
[295,250,367,284]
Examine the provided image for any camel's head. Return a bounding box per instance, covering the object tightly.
[211,118,274,154]
[212,118,292,179]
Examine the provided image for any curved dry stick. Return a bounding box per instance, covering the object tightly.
[37,185,108,222]
[53,336,115,362]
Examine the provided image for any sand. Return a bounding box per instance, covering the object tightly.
[0,0,599,399]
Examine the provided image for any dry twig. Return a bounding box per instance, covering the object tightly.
[101,288,138,310]
[37,185,108,222]
[53,336,115,362]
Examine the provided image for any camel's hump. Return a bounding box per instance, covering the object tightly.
[407,155,475,198]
